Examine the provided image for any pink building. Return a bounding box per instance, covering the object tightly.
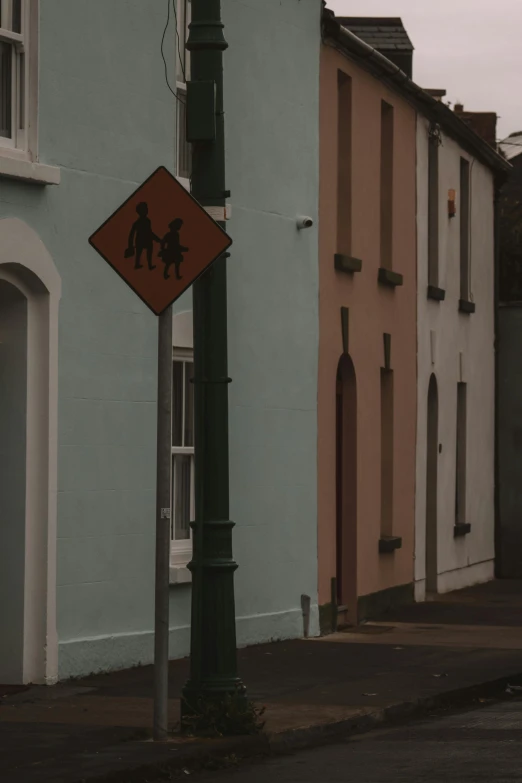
[318,13,417,630]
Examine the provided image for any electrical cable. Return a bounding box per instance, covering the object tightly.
[161,0,185,105]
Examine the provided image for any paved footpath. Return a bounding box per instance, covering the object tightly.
[2,580,522,782]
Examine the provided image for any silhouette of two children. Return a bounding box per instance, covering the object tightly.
[125,203,188,280]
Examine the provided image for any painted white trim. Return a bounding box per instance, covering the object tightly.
[0,1,40,159]
[415,559,494,601]
[414,579,426,603]
[0,153,60,184]
[172,310,193,349]
[0,218,61,685]
[171,352,194,564]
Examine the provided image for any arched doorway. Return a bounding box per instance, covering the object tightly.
[336,354,357,625]
[0,280,28,683]
[0,219,60,685]
[426,374,439,594]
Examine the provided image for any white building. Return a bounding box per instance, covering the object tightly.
[415,107,509,599]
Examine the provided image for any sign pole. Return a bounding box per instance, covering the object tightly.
[87,19,234,741]
[181,0,246,722]
[153,305,173,741]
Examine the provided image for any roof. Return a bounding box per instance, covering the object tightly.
[499,133,522,161]
[336,17,414,53]
[322,9,511,178]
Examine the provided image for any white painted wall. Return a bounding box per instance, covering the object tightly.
[415,116,495,599]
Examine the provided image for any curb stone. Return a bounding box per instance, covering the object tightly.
[10,672,522,783]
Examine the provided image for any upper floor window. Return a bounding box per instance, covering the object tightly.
[427,130,440,288]
[336,71,353,259]
[0,0,34,154]
[380,100,394,270]
[176,0,191,185]
[460,157,471,301]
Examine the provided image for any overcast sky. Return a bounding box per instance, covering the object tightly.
[326,0,521,140]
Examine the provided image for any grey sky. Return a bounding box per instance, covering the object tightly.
[326,0,521,140]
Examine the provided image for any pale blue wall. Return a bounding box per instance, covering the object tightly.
[0,0,178,676]
[0,0,321,678]
[223,0,321,643]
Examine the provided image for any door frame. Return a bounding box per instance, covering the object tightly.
[335,354,357,623]
[0,218,60,684]
[426,373,439,594]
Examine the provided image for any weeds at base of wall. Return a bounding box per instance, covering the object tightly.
[180,693,266,738]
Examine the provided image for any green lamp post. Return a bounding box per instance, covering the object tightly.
[181,0,247,724]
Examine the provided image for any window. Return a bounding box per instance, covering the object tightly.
[460,157,470,300]
[171,353,194,566]
[455,382,467,526]
[176,0,191,184]
[337,71,352,257]
[380,368,394,538]
[428,134,439,287]
[0,0,32,153]
[380,101,394,270]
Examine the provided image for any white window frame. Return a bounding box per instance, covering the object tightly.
[170,349,195,579]
[0,1,33,156]
[176,0,191,191]
[0,1,57,184]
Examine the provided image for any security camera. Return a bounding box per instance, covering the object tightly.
[296,216,314,230]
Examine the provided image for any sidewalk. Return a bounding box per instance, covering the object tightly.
[3,580,522,782]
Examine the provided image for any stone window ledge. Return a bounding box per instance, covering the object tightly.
[378,268,403,287]
[379,536,402,554]
[454,523,472,537]
[427,285,446,301]
[0,152,60,185]
[169,566,192,586]
[335,254,363,274]
[459,299,476,314]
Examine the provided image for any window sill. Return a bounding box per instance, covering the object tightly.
[169,565,192,586]
[334,254,363,274]
[427,285,446,301]
[176,176,190,192]
[379,536,402,554]
[454,523,471,538]
[0,152,60,185]
[459,299,476,314]
[378,268,403,288]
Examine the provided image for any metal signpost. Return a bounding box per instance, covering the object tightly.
[89,166,232,741]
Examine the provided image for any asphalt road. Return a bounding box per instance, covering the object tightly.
[196,699,522,782]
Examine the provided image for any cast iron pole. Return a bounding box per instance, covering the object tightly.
[181,0,245,719]
[153,306,173,740]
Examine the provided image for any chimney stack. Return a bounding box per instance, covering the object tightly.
[453,103,497,148]
[425,89,447,103]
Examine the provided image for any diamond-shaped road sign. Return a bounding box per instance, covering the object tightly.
[89,166,232,315]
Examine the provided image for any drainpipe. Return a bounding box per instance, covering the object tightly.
[493,179,502,578]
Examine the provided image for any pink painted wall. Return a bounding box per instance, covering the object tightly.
[318,45,417,607]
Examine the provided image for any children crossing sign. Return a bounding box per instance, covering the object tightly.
[89,166,232,315]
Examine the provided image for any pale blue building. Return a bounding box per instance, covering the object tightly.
[0,0,321,683]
